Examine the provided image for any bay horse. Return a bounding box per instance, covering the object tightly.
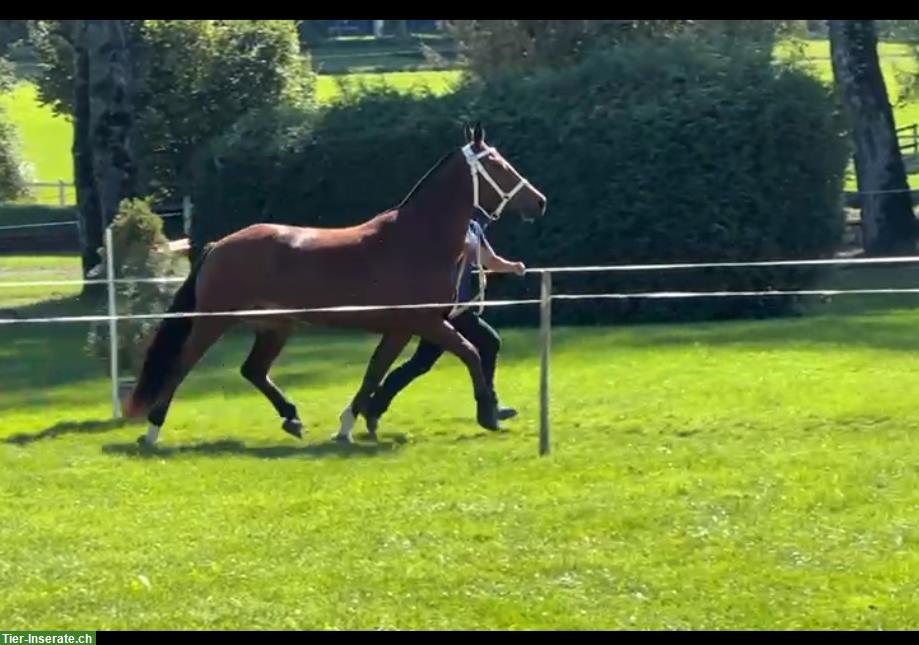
[125,123,547,446]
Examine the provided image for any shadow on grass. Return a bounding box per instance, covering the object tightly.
[100,434,409,460]
[4,418,133,445]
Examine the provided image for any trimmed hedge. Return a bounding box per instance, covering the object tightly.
[192,40,850,325]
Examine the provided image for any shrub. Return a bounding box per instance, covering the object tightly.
[85,199,185,376]
[192,40,849,325]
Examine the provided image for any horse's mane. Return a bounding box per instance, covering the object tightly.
[397,148,459,208]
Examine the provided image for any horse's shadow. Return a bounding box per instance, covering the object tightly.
[5,417,407,460]
[101,433,408,460]
[4,419,132,446]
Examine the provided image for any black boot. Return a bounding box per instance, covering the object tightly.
[364,393,386,439]
[476,391,501,431]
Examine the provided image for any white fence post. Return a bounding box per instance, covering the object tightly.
[539,271,552,456]
[104,226,121,419]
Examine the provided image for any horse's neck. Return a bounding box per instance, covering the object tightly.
[397,154,473,259]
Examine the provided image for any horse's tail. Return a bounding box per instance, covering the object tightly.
[125,243,216,418]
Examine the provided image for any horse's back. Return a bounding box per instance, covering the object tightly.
[196,213,437,315]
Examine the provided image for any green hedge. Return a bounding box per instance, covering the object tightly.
[192,40,850,325]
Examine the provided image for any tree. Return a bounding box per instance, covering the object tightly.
[28,19,314,278]
[829,19,916,255]
[0,57,28,202]
[447,20,801,78]
[86,20,137,231]
[30,20,314,199]
[69,20,139,286]
[0,21,29,57]
[394,20,410,43]
[133,20,314,198]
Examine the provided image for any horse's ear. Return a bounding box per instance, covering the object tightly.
[463,123,473,143]
[473,122,485,145]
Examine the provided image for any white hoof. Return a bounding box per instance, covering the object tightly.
[144,424,160,446]
[335,404,356,443]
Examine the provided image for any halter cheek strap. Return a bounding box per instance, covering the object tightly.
[462,143,531,221]
[446,143,528,318]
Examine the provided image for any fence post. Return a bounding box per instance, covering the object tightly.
[104,226,121,419]
[182,195,192,236]
[539,271,552,456]
[912,124,917,155]
[58,180,66,207]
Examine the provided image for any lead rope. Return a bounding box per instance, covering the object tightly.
[448,229,487,320]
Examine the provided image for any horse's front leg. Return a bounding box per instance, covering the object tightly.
[416,318,500,432]
[336,332,411,443]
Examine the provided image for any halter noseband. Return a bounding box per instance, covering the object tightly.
[462,143,531,221]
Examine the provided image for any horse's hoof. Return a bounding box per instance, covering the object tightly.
[136,434,155,448]
[282,418,304,439]
[332,433,354,445]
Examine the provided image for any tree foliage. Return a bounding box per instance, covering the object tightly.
[192,39,849,324]
[28,19,315,198]
[447,20,806,78]
[0,57,28,202]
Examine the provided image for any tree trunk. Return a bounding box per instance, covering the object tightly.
[395,20,410,43]
[85,19,137,227]
[73,22,102,286]
[829,19,916,255]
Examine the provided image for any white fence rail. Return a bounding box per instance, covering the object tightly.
[6,247,919,455]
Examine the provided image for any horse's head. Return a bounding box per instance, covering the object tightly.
[462,123,547,222]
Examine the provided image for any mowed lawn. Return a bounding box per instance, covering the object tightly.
[0,83,75,204]
[0,254,83,309]
[315,70,462,103]
[3,276,919,629]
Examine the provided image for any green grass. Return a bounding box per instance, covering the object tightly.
[0,254,83,308]
[4,266,919,628]
[315,70,462,103]
[0,82,75,203]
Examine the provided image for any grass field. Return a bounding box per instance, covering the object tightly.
[0,83,75,204]
[0,254,82,308]
[3,263,919,629]
[315,70,462,104]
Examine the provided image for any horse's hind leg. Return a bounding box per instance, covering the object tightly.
[336,332,411,443]
[141,317,234,446]
[240,326,302,439]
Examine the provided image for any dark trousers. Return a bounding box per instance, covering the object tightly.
[367,310,502,417]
